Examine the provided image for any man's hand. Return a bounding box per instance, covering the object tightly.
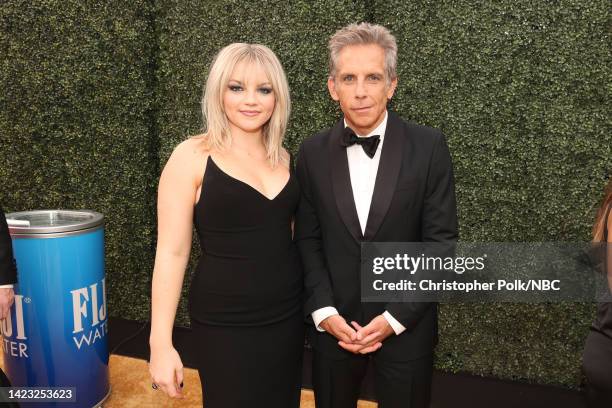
[338,315,394,354]
[0,288,15,320]
[320,314,358,344]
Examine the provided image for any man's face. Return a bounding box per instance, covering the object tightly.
[328,44,397,135]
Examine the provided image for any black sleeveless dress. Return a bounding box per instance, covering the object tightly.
[582,205,612,407]
[188,156,304,407]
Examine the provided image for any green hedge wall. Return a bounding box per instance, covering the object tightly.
[1,0,609,389]
[0,1,157,320]
[373,0,611,387]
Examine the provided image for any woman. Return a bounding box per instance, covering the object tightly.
[582,177,612,407]
[148,43,303,407]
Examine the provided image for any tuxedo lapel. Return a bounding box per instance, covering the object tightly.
[364,112,405,241]
[329,119,363,243]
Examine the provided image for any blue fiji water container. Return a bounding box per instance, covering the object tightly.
[4,210,110,407]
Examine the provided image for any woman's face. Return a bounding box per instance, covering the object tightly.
[223,60,276,136]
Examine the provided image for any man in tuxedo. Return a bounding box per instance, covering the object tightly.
[0,207,18,406]
[295,23,458,407]
[0,208,16,319]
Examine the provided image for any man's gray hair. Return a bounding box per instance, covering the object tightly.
[328,22,398,82]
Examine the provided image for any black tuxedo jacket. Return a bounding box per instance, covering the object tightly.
[0,207,18,286]
[295,111,458,361]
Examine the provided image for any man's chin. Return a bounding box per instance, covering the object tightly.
[347,119,376,133]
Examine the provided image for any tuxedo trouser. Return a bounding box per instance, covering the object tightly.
[312,351,433,408]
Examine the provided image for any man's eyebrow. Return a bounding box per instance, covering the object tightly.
[338,71,384,76]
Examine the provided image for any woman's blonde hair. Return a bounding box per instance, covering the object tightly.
[198,43,290,167]
[593,177,612,242]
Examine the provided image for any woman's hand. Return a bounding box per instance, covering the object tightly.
[149,344,185,399]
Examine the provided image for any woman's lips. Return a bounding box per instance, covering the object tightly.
[240,110,260,117]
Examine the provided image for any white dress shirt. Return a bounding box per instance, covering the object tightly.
[311,111,406,335]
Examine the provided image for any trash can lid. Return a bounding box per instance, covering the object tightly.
[6,210,104,235]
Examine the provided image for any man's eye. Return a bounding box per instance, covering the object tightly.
[259,87,273,95]
[342,75,354,82]
[229,85,243,92]
[368,75,381,81]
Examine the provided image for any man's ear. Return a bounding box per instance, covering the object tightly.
[327,76,340,101]
[387,77,398,100]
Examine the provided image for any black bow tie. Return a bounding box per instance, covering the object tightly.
[341,127,380,158]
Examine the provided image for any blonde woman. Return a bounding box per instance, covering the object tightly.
[148,43,303,407]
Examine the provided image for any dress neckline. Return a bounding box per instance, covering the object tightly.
[207,156,291,202]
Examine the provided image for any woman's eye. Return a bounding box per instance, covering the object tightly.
[229,85,243,92]
[258,87,273,95]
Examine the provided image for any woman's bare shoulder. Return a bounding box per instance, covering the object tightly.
[168,137,210,167]
[174,136,210,157]
[161,137,211,183]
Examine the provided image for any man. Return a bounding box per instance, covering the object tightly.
[0,208,16,319]
[0,207,18,400]
[295,23,458,407]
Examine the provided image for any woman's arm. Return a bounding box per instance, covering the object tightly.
[149,140,205,398]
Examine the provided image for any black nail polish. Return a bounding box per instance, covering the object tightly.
[180,382,184,388]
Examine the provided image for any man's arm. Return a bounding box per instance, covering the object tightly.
[0,209,17,286]
[294,143,357,344]
[312,306,340,331]
[294,143,336,315]
[385,132,458,328]
[0,208,17,319]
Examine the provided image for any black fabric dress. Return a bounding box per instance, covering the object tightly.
[583,205,612,407]
[188,157,304,408]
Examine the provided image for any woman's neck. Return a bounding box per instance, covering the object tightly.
[229,128,267,160]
